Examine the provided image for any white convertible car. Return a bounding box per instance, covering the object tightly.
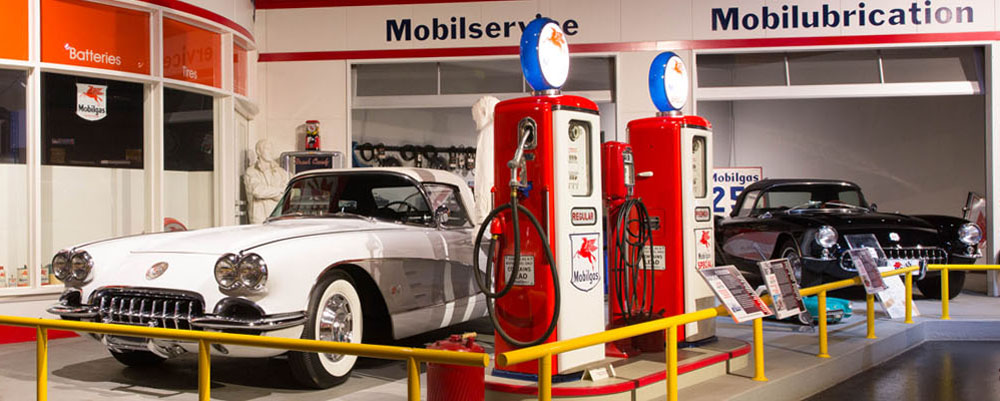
[48,167,488,388]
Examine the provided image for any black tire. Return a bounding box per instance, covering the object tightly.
[916,270,966,300]
[109,349,165,367]
[290,270,364,389]
[777,240,820,288]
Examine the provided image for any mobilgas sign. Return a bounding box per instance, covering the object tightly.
[712,2,975,31]
[387,14,579,42]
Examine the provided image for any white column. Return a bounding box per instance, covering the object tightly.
[986,43,1000,297]
[144,10,164,233]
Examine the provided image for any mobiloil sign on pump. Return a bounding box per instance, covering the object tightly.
[474,17,604,376]
[628,52,717,343]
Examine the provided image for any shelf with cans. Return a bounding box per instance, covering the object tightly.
[352,142,478,173]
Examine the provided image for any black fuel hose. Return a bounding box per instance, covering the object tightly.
[610,198,655,321]
[473,192,560,348]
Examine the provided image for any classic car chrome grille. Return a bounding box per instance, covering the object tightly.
[839,247,947,271]
[92,288,204,330]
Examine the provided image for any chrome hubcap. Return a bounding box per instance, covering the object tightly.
[318,293,353,363]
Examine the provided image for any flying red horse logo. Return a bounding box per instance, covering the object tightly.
[576,237,598,266]
[699,230,711,247]
[548,30,565,48]
[83,86,104,103]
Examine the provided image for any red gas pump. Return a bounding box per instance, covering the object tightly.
[629,52,716,343]
[474,18,605,376]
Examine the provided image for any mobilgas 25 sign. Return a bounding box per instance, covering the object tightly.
[387,14,579,42]
[713,167,762,216]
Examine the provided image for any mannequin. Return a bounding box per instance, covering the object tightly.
[472,96,500,224]
[244,139,291,223]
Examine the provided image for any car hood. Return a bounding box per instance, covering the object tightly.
[784,210,935,232]
[126,218,395,255]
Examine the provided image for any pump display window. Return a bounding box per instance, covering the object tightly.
[0,69,28,288]
[40,72,145,285]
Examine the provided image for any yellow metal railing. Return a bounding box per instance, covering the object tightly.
[0,315,489,401]
[498,263,1000,401]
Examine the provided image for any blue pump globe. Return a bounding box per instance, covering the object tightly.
[520,18,570,91]
[648,51,689,112]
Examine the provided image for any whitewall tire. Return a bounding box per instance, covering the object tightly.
[290,270,364,388]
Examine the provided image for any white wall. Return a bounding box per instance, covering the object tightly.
[184,0,255,38]
[701,96,986,216]
[0,165,29,288]
[164,171,214,230]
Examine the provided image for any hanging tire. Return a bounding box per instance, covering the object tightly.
[109,349,165,367]
[916,270,966,300]
[290,270,364,389]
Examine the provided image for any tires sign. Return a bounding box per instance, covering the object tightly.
[713,167,762,216]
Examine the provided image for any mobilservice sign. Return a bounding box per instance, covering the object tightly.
[386,14,579,42]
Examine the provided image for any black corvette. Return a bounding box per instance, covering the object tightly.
[715,179,982,299]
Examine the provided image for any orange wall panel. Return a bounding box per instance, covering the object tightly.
[163,18,221,88]
[41,0,150,74]
[0,0,29,60]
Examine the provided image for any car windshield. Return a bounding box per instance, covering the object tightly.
[269,173,431,223]
[753,185,868,214]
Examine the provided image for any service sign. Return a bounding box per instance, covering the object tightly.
[76,83,107,121]
[700,265,772,324]
[757,258,806,320]
[163,18,222,88]
[713,167,762,216]
[41,0,150,74]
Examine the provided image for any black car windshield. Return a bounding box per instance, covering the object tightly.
[753,185,868,214]
[269,173,430,223]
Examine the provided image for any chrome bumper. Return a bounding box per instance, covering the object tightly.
[47,304,99,319]
[189,312,307,331]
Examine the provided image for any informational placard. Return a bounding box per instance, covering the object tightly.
[640,245,666,270]
[503,255,534,286]
[41,0,150,74]
[876,265,921,319]
[712,167,762,216]
[233,43,249,96]
[700,265,772,323]
[0,0,28,60]
[163,18,222,88]
[757,258,806,320]
[848,249,888,294]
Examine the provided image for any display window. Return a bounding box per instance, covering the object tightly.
[234,44,249,96]
[0,69,28,288]
[0,0,29,61]
[164,88,215,230]
[41,0,151,75]
[163,18,222,88]
[41,72,144,168]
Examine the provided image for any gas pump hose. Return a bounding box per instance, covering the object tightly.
[473,190,560,348]
[611,198,655,322]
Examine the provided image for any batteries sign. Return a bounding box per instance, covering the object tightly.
[700,265,772,324]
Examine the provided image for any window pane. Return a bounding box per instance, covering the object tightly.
[881,47,981,83]
[697,53,787,87]
[42,72,144,168]
[787,51,880,85]
[423,183,470,227]
[164,88,214,230]
[0,69,27,288]
[440,59,522,94]
[564,56,613,91]
[355,63,438,96]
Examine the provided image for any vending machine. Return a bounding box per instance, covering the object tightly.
[475,17,605,376]
[628,52,716,343]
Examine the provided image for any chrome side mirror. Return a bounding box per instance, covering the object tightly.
[435,205,450,226]
[869,203,878,211]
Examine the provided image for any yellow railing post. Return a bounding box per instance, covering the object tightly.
[407,357,421,401]
[666,325,678,401]
[905,271,914,324]
[752,318,767,381]
[198,340,210,401]
[817,291,830,358]
[941,267,950,320]
[866,294,876,339]
[37,326,47,401]
[538,354,551,401]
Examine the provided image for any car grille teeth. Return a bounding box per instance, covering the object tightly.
[94,289,203,330]
[839,247,947,271]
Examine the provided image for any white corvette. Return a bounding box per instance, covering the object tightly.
[48,167,487,388]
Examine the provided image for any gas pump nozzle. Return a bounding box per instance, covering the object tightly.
[507,118,536,189]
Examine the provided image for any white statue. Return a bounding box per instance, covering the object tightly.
[472,96,500,224]
[245,139,291,224]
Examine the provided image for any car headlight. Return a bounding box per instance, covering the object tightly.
[214,254,240,290]
[69,251,93,281]
[958,223,982,246]
[52,251,72,281]
[815,225,838,248]
[237,254,268,291]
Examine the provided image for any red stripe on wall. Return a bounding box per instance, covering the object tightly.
[0,326,78,345]
[259,31,1000,62]
[257,0,513,9]
[138,0,255,42]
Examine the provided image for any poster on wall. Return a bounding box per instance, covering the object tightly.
[700,265,772,323]
[76,83,107,121]
[713,167,762,216]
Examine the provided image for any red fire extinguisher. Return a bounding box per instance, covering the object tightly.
[426,333,486,401]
